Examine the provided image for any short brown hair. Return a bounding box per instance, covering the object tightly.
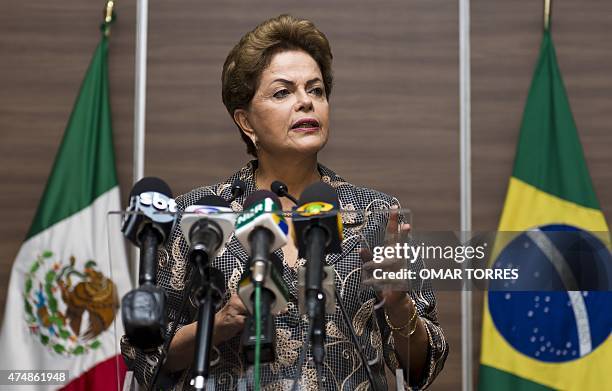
[222,14,333,156]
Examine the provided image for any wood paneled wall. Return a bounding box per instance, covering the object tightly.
[1,1,610,389]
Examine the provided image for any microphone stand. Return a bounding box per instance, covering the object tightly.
[121,225,167,350]
[138,225,161,285]
[191,253,224,391]
[242,228,277,364]
[304,224,327,374]
[302,222,380,391]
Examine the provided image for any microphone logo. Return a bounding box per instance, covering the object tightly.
[137,191,177,213]
[236,198,289,236]
[296,201,334,216]
[121,190,176,246]
[187,205,226,215]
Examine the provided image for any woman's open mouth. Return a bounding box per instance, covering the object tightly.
[290,118,320,132]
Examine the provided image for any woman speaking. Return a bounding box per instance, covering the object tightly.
[122,14,448,390]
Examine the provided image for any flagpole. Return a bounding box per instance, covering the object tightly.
[459,0,473,390]
[132,0,148,286]
[544,0,552,31]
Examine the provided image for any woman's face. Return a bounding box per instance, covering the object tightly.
[235,50,330,158]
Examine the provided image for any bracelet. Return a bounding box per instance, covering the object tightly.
[384,298,419,338]
[210,346,221,367]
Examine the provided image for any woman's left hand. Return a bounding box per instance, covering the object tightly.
[361,207,415,315]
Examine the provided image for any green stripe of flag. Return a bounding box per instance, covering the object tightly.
[27,37,118,239]
[478,365,554,391]
[512,30,600,210]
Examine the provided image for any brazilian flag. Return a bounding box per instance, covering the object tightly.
[478,27,611,390]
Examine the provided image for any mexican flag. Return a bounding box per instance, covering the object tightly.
[478,28,611,390]
[0,32,132,389]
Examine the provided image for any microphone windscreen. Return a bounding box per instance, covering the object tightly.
[243,190,282,210]
[194,195,231,208]
[232,179,246,195]
[298,182,338,208]
[293,182,343,256]
[270,181,287,196]
[129,177,173,198]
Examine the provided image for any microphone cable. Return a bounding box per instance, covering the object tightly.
[289,294,374,391]
[254,282,262,390]
[335,287,379,391]
[290,321,314,391]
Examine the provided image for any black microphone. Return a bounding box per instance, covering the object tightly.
[292,182,343,257]
[293,182,343,366]
[120,177,176,351]
[180,195,234,390]
[234,190,291,363]
[271,180,298,205]
[230,179,247,203]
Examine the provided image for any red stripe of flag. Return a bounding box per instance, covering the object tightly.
[60,355,127,391]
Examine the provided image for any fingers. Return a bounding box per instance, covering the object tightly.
[385,208,408,247]
[359,248,373,263]
[226,293,248,316]
[385,207,400,238]
[398,222,411,243]
[231,314,246,327]
[213,310,246,345]
[217,296,247,329]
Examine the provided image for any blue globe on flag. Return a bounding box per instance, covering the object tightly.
[488,224,612,363]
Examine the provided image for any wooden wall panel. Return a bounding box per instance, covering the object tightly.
[472,0,612,231]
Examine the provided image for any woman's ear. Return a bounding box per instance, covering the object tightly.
[234,109,257,145]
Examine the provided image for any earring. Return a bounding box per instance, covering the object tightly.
[253,139,259,150]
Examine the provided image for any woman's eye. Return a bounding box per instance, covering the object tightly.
[273,89,289,98]
[309,87,324,96]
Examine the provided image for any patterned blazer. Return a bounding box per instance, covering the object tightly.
[121,161,448,390]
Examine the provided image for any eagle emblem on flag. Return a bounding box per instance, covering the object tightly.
[23,251,119,356]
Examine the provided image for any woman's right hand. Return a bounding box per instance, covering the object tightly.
[212,293,248,345]
[164,293,248,373]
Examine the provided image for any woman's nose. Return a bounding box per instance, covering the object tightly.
[295,89,314,111]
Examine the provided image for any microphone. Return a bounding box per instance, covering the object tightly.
[271,180,298,205]
[240,253,285,363]
[292,182,343,257]
[181,195,236,267]
[292,183,379,391]
[122,177,176,269]
[120,177,176,350]
[235,190,291,364]
[180,195,234,390]
[235,190,290,314]
[292,182,343,366]
[230,179,246,203]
